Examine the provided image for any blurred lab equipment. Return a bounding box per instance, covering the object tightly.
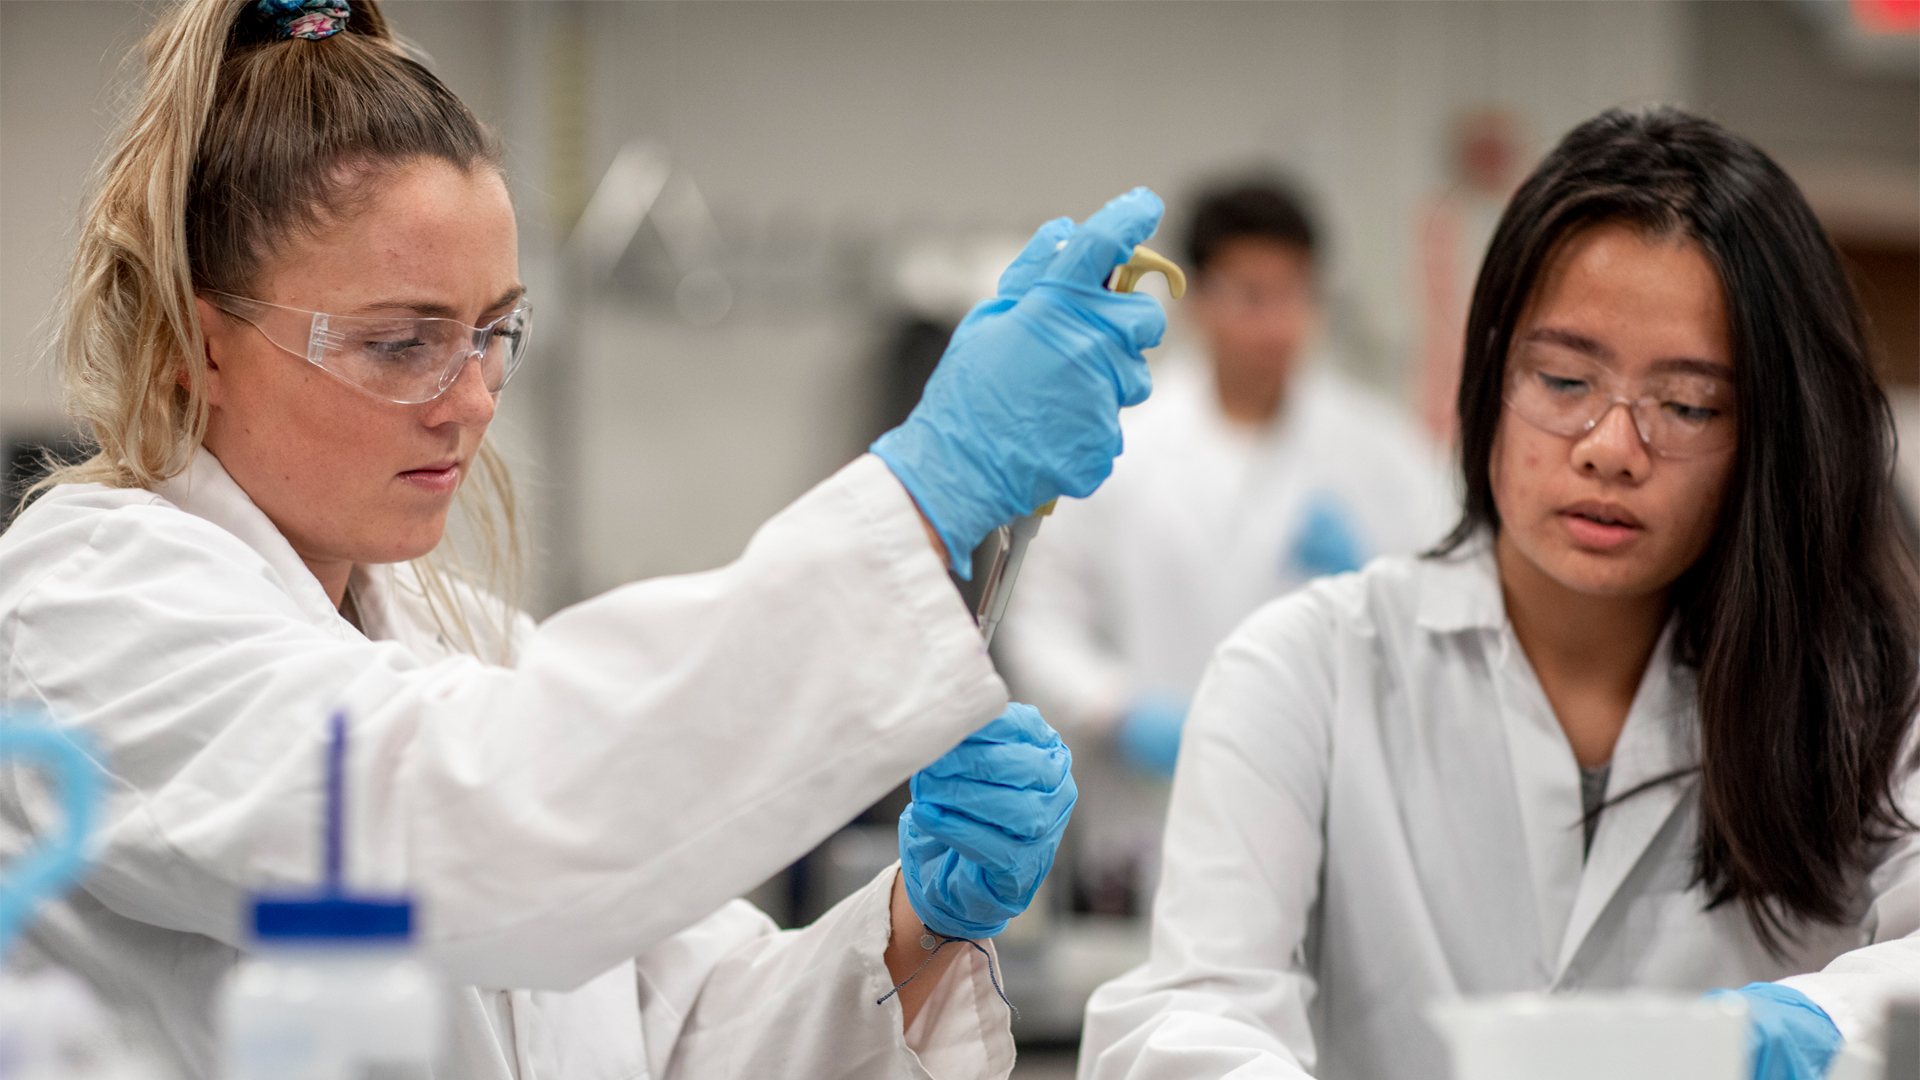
[1428,991,1893,1080]
[1427,992,1750,1080]
[566,140,731,325]
[0,969,157,1080]
[1887,1000,1919,1077]
[0,718,97,958]
[220,712,443,1080]
[0,713,155,1080]
[2,430,94,532]
[899,704,1076,940]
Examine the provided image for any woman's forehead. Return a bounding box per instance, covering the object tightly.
[258,160,518,315]
[1521,224,1731,370]
[1515,327,1734,384]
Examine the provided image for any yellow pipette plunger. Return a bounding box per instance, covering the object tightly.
[1110,246,1188,300]
[975,245,1184,645]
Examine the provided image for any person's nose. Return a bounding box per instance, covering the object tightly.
[419,354,497,431]
[1570,399,1651,483]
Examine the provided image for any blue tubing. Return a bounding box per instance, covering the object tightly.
[0,714,102,960]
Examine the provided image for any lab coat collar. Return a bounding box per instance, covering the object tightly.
[1413,535,1506,633]
[1553,625,1699,978]
[150,446,349,632]
[1412,535,1701,977]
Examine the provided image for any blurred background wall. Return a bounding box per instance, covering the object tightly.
[11,0,1911,616]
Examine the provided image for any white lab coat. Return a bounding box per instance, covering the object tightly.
[1079,543,1920,1080]
[0,448,1017,1080]
[996,355,1451,737]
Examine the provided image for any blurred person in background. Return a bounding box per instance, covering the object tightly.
[1415,108,1529,447]
[1081,108,1920,1080]
[994,177,1448,916]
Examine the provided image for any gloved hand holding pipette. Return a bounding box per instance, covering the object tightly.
[898,703,1076,939]
[872,187,1168,575]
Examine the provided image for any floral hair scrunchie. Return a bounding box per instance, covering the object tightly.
[256,0,350,41]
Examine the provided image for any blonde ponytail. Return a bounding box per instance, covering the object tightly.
[40,0,523,662]
[50,0,235,489]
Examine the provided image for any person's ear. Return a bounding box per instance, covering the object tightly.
[189,296,227,404]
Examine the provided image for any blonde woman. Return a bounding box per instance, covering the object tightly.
[0,1,1169,1077]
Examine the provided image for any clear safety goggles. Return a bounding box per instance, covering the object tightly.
[1504,347,1736,459]
[204,291,533,405]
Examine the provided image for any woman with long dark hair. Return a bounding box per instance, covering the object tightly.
[1078,107,1920,1080]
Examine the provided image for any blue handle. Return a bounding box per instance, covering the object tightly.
[0,715,102,959]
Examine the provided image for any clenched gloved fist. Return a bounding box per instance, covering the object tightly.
[1704,983,1842,1080]
[1287,492,1366,579]
[898,703,1077,939]
[1117,691,1188,780]
[872,188,1168,575]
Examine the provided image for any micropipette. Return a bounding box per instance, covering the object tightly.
[974,245,1186,645]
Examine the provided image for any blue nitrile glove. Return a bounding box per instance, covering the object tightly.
[1287,492,1366,579]
[1117,691,1188,779]
[1705,983,1843,1080]
[899,703,1077,939]
[872,188,1168,575]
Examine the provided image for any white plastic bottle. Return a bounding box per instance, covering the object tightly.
[221,894,443,1080]
[220,712,443,1079]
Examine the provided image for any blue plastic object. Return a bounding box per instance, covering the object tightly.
[249,711,413,944]
[899,704,1077,938]
[0,712,101,960]
[1117,692,1189,779]
[1286,492,1366,580]
[1705,982,1843,1080]
[253,897,412,941]
[873,188,1168,575]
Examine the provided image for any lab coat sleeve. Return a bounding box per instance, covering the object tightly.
[637,865,1013,1080]
[1,454,1007,991]
[994,497,1131,737]
[1078,590,1341,1080]
[1776,762,1920,1053]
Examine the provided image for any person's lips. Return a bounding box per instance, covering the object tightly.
[399,459,461,494]
[1558,499,1644,550]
